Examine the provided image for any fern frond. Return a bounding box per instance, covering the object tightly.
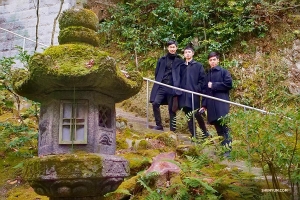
[183,177,217,193]
[137,171,160,192]
[137,176,153,192]
[173,186,190,200]
[185,155,209,169]
[145,191,161,200]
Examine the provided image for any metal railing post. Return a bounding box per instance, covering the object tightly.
[192,93,195,138]
[244,107,251,172]
[146,80,149,128]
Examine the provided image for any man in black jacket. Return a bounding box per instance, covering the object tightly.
[201,52,233,157]
[150,40,184,131]
[179,46,209,138]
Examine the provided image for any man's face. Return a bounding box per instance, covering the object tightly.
[208,56,219,68]
[167,44,178,54]
[184,49,194,61]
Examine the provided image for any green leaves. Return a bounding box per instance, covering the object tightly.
[228,108,300,198]
[99,0,278,57]
[183,177,218,193]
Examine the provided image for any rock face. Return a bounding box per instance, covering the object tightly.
[287,39,300,94]
[12,7,142,200]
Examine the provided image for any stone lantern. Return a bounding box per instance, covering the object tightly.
[12,8,142,200]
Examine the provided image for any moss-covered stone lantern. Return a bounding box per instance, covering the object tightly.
[12,8,142,200]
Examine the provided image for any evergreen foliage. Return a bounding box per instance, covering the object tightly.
[99,0,297,57]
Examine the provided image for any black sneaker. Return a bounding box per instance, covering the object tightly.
[153,126,164,131]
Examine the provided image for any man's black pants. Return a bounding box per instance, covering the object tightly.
[210,120,232,149]
[152,86,176,131]
[183,107,208,138]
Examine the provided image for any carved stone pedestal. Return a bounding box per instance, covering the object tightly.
[23,153,129,199]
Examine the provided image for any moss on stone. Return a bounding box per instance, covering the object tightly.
[59,8,98,31]
[119,175,140,191]
[137,139,149,150]
[116,138,129,150]
[121,153,151,176]
[104,175,141,200]
[176,144,199,157]
[122,128,133,138]
[136,149,161,158]
[154,132,177,147]
[12,43,143,102]
[23,153,103,181]
[58,26,100,46]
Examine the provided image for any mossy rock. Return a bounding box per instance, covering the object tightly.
[154,132,177,147]
[176,144,199,156]
[137,149,161,158]
[137,139,150,150]
[104,175,141,200]
[23,153,103,180]
[116,137,129,150]
[121,153,151,176]
[59,8,98,31]
[58,26,100,46]
[12,43,143,102]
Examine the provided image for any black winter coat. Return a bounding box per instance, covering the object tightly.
[150,54,183,105]
[202,66,233,123]
[178,60,206,109]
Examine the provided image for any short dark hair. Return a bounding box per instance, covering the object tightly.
[184,46,194,52]
[208,52,220,59]
[167,40,178,47]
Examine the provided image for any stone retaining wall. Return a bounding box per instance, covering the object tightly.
[0,0,76,58]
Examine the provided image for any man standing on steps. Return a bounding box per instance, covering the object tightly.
[178,46,209,138]
[201,51,233,158]
[150,40,184,131]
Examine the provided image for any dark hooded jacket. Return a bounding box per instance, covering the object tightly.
[202,65,233,123]
[178,60,206,109]
[150,54,183,105]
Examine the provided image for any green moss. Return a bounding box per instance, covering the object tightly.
[121,153,151,175]
[58,26,100,46]
[118,175,140,191]
[12,43,143,103]
[122,128,133,138]
[176,145,199,157]
[23,153,103,181]
[137,139,149,150]
[116,138,129,150]
[6,183,48,200]
[154,133,177,147]
[136,149,160,158]
[59,8,98,31]
[104,175,141,200]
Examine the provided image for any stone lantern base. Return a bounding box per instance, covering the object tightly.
[23,153,129,199]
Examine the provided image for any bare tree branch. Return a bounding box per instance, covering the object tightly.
[35,0,40,51]
[51,0,64,45]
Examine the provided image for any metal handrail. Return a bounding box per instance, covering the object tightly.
[0,27,49,53]
[143,77,273,132]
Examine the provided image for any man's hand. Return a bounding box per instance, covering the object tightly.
[208,82,212,88]
[199,107,206,114]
